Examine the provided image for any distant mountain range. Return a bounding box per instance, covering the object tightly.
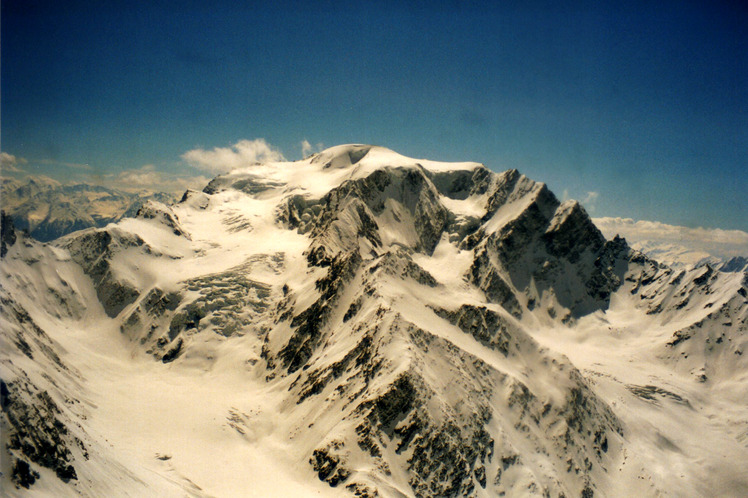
[593,218,748,272]
[626,241,748,272]
[1,176,174,241]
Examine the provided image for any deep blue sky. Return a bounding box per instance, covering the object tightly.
[2,0,747,230]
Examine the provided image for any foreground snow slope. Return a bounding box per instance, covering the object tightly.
[2,145,747,497]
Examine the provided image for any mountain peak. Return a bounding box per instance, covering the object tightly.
[308,144,484,174]
[203,144,484,199]
[309,144,376,168]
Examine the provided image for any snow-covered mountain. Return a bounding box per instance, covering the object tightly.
[620,241,748,274]
[626,241,714,269]
[714,256,748,273]
[593,217,748,271]
[1,176,174,241]
[2,145,747,497]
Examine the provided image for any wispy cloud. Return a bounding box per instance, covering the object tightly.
[108,164,209,194]
[593,217,748,260]
[561,189,598,212]
[182,139,285,173]
[38,159,92,170]
[581,191,599,213]
[2,152,92,175]
[0,152,28,173]
[114,164,160,187]
[301,139,324,158]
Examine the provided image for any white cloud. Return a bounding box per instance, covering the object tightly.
[301,140,313,158]
[582,191,599,204]
[593,216,748,261]
[181,139,285,173]
[115,165,161,187]
[581,191,599,213]
[96,164,210,195]
[560,190,598,212]
[301,139,324,158]
[0,152,28,173]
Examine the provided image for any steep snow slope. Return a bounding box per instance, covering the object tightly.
[0,214,197,496]
[2,145,747,497]
[715,256,748,273]
[1,208,340,497]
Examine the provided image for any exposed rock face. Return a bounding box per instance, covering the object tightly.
[1,210,18,258]
[120,287,181,344]
[55,200,193,319]
[282,166,450,258]
[467,179,622,319]
[272,285,624,497]
[178,189,210,210]
[0,287,89,492]
[434,304,517,355]
[135,201,190,238]
[469,250,524,318]
[428,166,493,201]
[368,249,438,288]
[57,228,144,317]
[280,251,363,373]
[2,376,80,484]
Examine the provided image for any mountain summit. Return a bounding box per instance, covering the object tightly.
[2,145,747,497]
